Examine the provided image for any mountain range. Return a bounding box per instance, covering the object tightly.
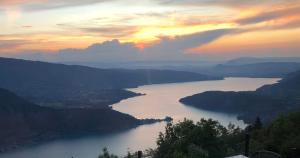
[63,57,300,78]
[0,57,220,108]
[200,62,300,78]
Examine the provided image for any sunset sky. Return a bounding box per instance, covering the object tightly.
[1,0,300,61]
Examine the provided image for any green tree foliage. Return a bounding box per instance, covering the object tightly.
[98,148,118,158]
[250,112,300,158]
[154,119,243,158]
[154,112,300,158]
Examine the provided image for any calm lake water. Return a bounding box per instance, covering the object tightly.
[0,78,279,158]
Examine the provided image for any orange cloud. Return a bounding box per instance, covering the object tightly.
[188,28,300,56]
[0,33,103,53]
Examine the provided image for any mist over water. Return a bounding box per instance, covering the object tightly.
[0,78,279,158]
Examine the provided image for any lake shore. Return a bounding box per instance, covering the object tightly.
[1,78,278,158]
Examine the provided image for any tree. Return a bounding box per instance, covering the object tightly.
[154,119,236,158]
[253,117,262,130]
[98,148,118,158]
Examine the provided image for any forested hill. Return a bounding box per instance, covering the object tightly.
[0,57,219,90]
[0,88,46,113]
[0,88,141,152]
[256,69,300,98]
[180,70,300,123]
[0,57,220,108]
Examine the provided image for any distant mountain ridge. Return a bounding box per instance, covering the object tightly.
[173,62,300,78]
[59,57,300,78]
[107,60,300,78]
[225,57,300,65]
[204,62,300,77]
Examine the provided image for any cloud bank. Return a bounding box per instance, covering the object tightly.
[12,29,234,62]
[142,29,234,60]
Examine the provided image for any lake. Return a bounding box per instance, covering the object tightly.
[0,78,279,158]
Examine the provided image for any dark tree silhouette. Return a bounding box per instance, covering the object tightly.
[253,117,263,130]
